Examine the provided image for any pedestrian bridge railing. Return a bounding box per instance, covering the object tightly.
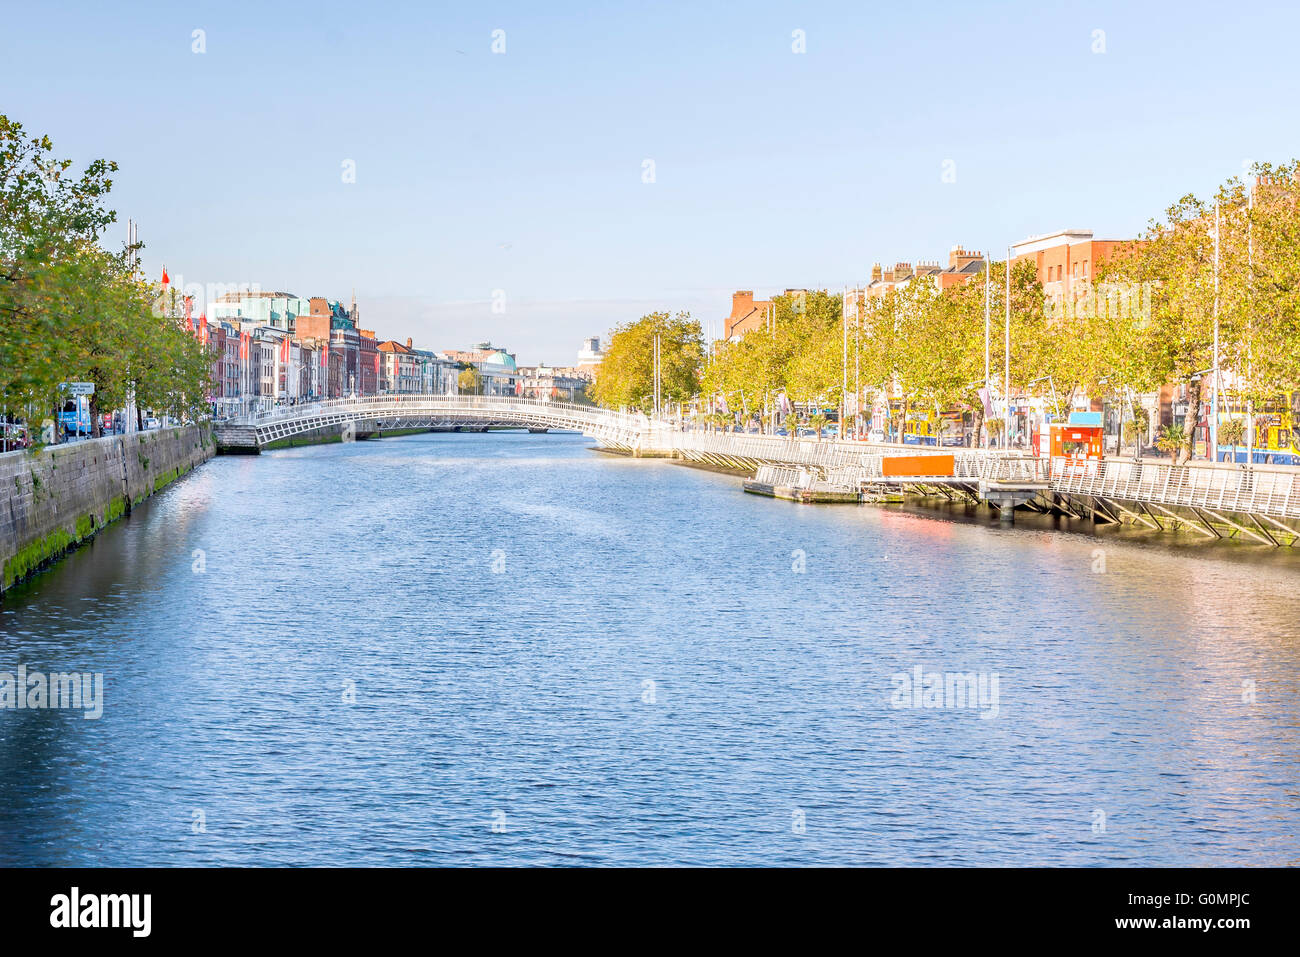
[218,395,653,448]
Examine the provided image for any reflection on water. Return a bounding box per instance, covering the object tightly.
[1,431,1297,865]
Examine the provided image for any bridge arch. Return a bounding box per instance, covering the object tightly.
[213,395,653,452]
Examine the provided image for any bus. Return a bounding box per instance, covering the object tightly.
[57,399,91,436]
[1212,391,1300,465]
[900,407,968,447]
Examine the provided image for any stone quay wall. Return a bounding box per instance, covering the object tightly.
[0,425,213,594]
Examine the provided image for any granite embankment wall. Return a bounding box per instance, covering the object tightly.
[0,425,213,594]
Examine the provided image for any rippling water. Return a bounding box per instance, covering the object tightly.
[1,431,1297,866]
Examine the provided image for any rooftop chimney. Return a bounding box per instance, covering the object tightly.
[948,245,984,270]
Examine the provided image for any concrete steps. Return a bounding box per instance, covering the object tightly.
[213,424,261,453]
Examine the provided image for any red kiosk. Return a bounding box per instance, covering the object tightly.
[1049,413,1104,474]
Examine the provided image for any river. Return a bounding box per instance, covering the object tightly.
[1,431,1297,865]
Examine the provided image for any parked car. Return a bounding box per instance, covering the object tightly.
[867,428,886,443]
[1,424,29,450]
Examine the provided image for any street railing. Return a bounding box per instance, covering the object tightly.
[660,427,1038,472]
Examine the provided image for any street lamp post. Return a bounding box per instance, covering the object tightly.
[841,286,848,439]
[1211,199,1221,462]
[984,252,990,448]
[1004,248,1012,450]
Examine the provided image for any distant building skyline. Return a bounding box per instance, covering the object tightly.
[5,1,1298,364]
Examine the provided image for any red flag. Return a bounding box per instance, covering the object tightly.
[239,332,249,362]
[161,266,169,288]
[281,336,291,364]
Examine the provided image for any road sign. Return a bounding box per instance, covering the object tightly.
[62,382,95,396]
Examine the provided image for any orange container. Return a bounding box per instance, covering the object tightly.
[881,454,955,477]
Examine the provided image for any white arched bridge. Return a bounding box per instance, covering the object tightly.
[212,394,1300,546]
[212,395,657,453]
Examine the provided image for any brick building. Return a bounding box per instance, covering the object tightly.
[1009,228,1129,300]
[377,338,423,393]
[863,246,985,299]
[724,291,772,341]
[936,246,987,290]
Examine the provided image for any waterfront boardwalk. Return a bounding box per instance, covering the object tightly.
[215,396,1300,546]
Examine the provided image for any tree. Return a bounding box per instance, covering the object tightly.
[591,311,702,411]
[1102,181,1253,464]
[1123,405,1150,455]
[1,114,118,417]
[807,411,828,441]
[1232,162,1300,410]
[1156,423,1188,460]
[1220,417,1246,463]
[0,113,209,437]
[458,364,482,395]
[702,290,843,424]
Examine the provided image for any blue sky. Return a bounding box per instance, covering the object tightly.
[5,0,1300,363]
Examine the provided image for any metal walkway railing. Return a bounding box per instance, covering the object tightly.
[1050,458,1300,521]
[217,401,1300,528]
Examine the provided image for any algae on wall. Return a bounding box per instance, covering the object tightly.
[0,425,214,594]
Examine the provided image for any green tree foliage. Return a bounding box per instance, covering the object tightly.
[457,364,483,395]
[702,290,842,417]
[1099,164,1300,461]
[1102,193,1224,463]
[591,311,703,410]
[1220,417,1246,451]
[1231,162,1300,401]
[1,113,210,436]
[703,162,1300,458]
[1156,423,1188,459]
